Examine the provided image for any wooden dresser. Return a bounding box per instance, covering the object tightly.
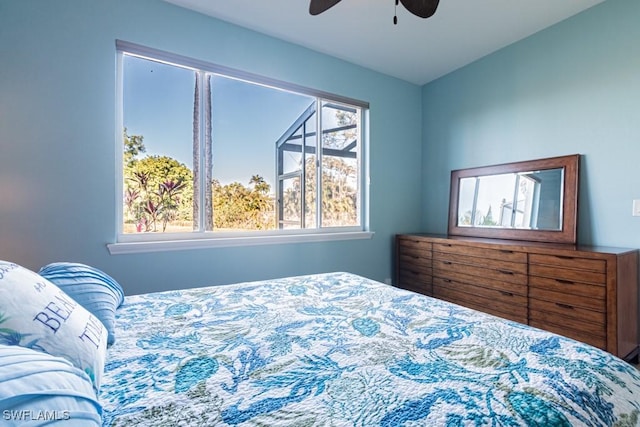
[395,233,639,361]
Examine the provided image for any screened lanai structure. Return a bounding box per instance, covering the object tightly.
[275,100,360,230]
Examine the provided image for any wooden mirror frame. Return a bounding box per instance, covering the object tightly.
[447,154,580,244]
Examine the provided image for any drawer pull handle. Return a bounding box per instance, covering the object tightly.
[556,279,574,285]
[500,250,514,254]
[498,270,514,275]
[442,261,452,265]
[499,291,514,297]
[556,303,574,310]
[556,256,575,260]
[442,279,452,283]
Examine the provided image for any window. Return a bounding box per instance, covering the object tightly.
[111,41,370,253]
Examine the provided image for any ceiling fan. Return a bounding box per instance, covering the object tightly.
[309,0,440,24]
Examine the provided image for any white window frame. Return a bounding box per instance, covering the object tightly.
[108,41,372,255]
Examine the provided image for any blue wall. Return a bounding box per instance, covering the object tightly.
[0,0,423,294]
[422,0,640,249]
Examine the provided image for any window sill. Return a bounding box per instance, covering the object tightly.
[107,231,375,255]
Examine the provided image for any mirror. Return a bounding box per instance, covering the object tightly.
[448,154,579,244]
[457,168,563,230]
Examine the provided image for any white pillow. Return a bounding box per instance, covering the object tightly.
[0,344,102,426]
[0,261,107,392]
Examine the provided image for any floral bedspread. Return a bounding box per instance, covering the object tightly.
[100,272,640,426]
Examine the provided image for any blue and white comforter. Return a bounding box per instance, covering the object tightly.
[100,272,640,426]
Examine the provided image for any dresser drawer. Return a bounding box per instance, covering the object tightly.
[433,284,527,323]
[398,254,432,271]
[433,242,527,263]
[434,277,526,306]
[398,261,432,276]
[432,267,527,296]
[433,259,528,286]
[529,286,604,312]
[398,268,432,285]
[397,236,432,252]
[398,243,432,259]
[529,276,606,300]
[529,309,605,337]
[529,264,605,285]
[432,251,526,274]
[529,253,606,273]
[529,298,605,325]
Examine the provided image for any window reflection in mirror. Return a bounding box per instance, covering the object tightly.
[457,168,563,231]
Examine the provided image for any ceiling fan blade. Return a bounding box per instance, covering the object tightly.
[399,0,440,18]
[309,0,342,15]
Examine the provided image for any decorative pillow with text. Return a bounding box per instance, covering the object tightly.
[0,261,107,392]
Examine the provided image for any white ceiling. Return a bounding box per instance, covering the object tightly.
[164,0,605,85]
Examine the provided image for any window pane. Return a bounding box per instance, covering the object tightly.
[304,112,317,229]
[210,75,312,232]
[280,177,301,229]
[283,148,302,175]
[122,55,196,234]
[320,102,359,227]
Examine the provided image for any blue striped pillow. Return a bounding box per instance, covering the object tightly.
[0,344,102,426]
[39,263,124,346]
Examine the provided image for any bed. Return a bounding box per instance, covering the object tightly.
[98,272,640,426]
